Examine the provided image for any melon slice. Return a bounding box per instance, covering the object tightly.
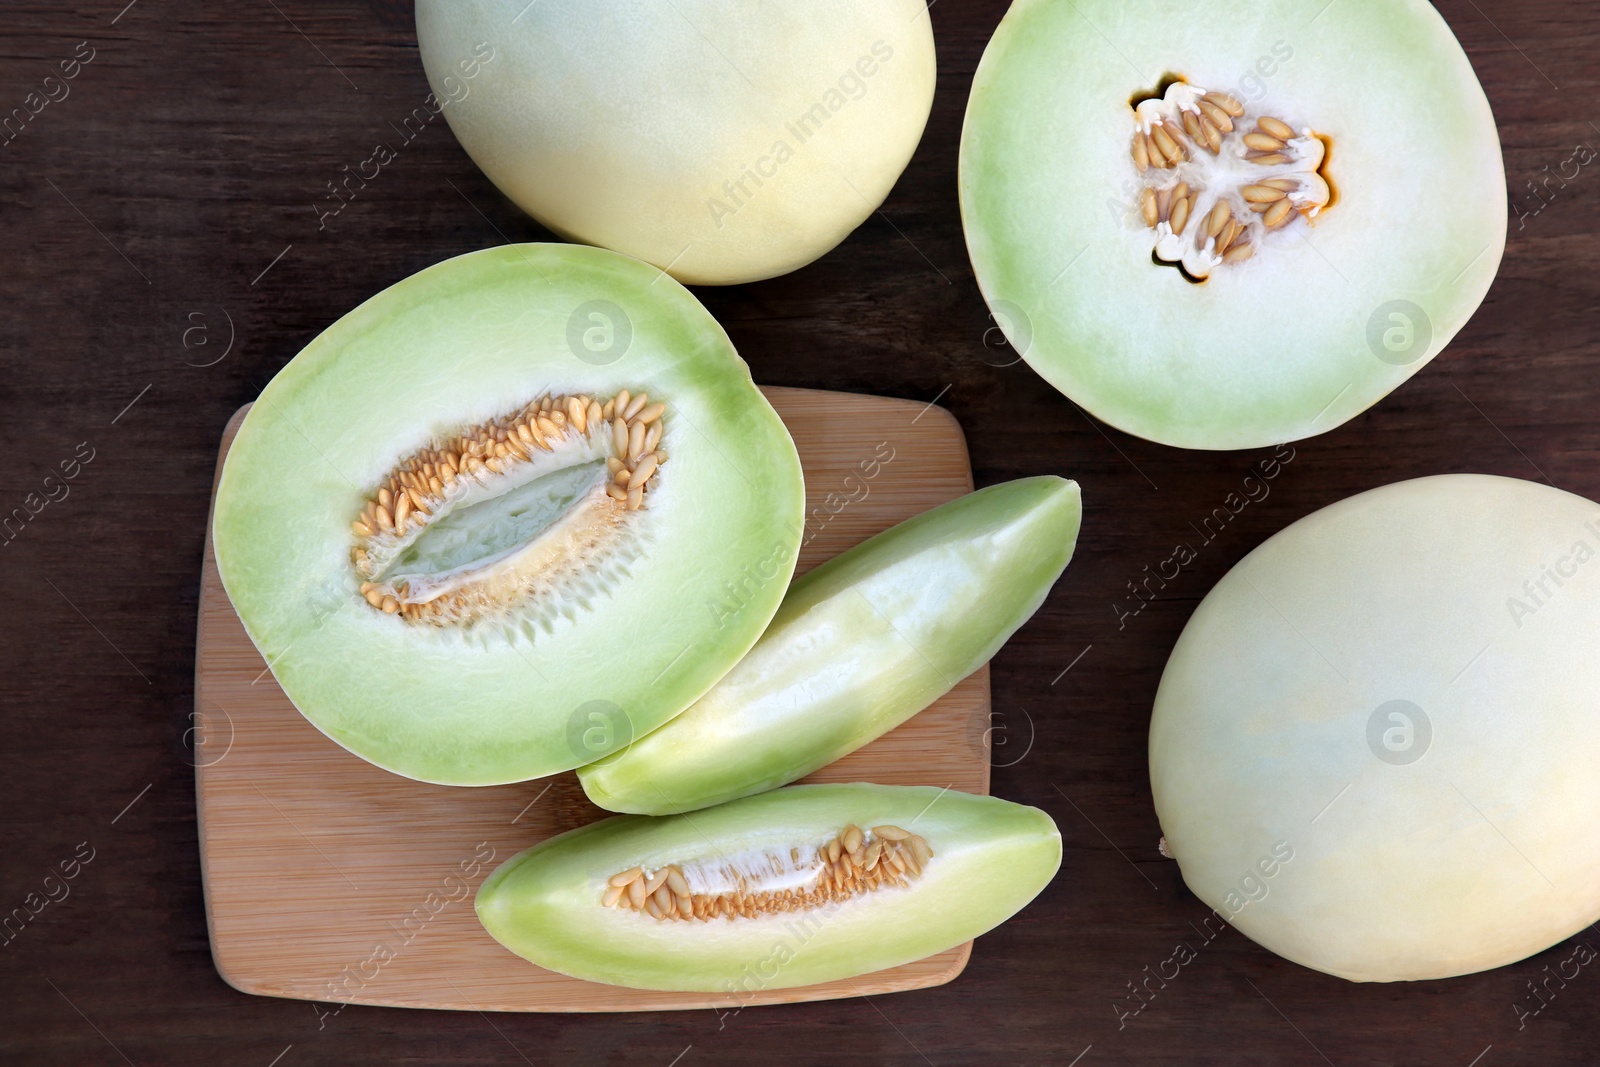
[960,0,1506,448]
[579,476,1082,814]
[1152,475,1600,981]
[476,783,1061,991]
[212,244,805,786]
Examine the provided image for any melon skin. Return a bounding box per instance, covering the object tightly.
[579,476,1083,815]
[960,0,1506,449]
[476,784,1061,991]
[1151,475,1600,982]
[416,0,937,286]
[213,244,805,787]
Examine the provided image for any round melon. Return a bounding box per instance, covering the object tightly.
[1151,475,1600,981]
[960,0,1506,449]
[417,0,937,286]
[212,244,805,786]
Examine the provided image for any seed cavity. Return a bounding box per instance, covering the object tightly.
[350,392,668,628]
[1127,81,1333,280]
[602,824,934,922]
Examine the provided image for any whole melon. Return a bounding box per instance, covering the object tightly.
[1152,475,1600,981]
[417,0,937,285]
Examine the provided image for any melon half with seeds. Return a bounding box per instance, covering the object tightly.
[212,244,805,786]
[476,783,1062,991]
[960,0,1506,449]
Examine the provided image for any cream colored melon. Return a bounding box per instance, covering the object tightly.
[1151,475,1600,981]
[417,0,937,285]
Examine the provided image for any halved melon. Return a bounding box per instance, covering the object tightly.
[212,244,804,786]
[960,0,1506,448]
[417,0,937,285]
[477,783,1061,991]
[1152,475,1600,981]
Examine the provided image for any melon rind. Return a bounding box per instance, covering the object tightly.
[959,0,1507,449]
[417,0,937,286]
[476,783,1062,991]
[1151,475,1600,981]
[213,244,805,786]
[579,477,1082,814]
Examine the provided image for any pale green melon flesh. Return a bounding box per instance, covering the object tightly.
[1151,475,1600,981]
[960,0,1506,449]
[578,477,1082,814]
[417,0,937,286]
[476,784,1062,991]
[212,244,805,786]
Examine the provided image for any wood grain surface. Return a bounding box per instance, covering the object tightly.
[2,0,1598,1064]
[195,389,984,1012]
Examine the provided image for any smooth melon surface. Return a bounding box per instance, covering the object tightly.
[213,244,804,786]
[477,784,1061,991]
[417,0,937,285]
[1151,475,1600,981]
[960,0,1505,448]
[579,477,1082,814]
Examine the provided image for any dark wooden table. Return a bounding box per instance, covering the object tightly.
[2,1,1596,1063]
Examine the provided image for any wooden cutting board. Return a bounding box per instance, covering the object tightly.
[194,386,989,1013]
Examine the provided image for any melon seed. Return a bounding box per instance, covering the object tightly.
[1257,115,1295,140]
[1128,81,1333,278]
[601,825,936,922]
[349,391,669,626]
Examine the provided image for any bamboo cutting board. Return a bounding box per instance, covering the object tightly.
[194,387,989,1012]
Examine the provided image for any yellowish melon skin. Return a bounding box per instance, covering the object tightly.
[1151,475,1600,981]
[417,0,937,285]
